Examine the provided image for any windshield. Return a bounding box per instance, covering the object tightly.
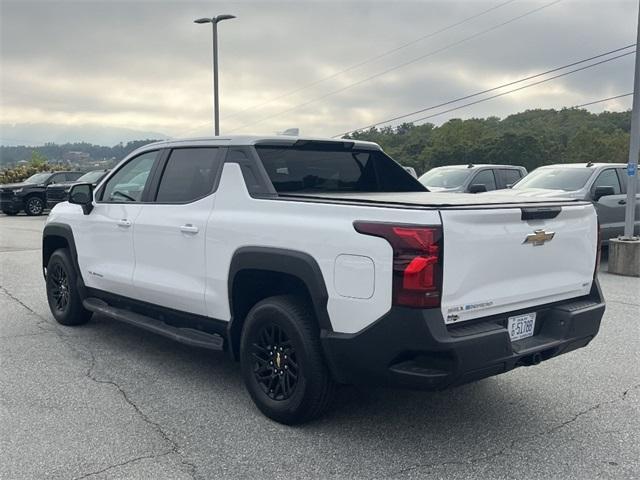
[77,170,105,183]
[24,173,51,184]
[418,168,470,188]
[514,168,593,191]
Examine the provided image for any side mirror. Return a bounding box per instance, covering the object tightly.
[69,183,94,214]
[593,185,615,202]
[468,183,488,193]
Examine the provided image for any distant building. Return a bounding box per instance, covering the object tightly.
[63,151,90,163]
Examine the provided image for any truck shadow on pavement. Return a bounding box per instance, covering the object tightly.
[82,313,547,433]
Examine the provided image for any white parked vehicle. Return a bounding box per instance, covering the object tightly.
[43,136,605,424]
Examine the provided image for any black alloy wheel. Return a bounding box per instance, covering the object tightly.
[49,263,70,314]
[26,196,44,215]
[251,323,299,401]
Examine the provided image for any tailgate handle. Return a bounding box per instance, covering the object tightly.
[521,207,561,221]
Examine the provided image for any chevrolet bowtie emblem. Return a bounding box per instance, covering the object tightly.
[523,229,555,246]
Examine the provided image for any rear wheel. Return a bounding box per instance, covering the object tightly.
[240,295,335,424]
[46,249,91,326]
[25,196,44,216]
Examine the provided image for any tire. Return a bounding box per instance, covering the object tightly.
[25,196,44,216]
[46,249,91,326]
[240,295,336,424]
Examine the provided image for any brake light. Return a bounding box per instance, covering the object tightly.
[354,222,442,308]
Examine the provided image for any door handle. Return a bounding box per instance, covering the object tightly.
[618,200,627,205]
[180,224,199,234]
[117,219,132,227]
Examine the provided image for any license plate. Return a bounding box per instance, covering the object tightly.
[507,312,536,341]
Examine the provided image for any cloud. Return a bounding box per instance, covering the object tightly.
[0,0,636,143]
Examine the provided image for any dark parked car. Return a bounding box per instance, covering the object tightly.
[46,169,110,209]
[418,164,527,193]
[0,171,83,216]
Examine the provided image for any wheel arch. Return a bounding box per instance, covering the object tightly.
[227,247,331,360]
[42,223,85,296]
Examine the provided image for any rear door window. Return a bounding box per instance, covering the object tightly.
[499,169,523,188]
[470,169,497,191]
[155,148,221,203]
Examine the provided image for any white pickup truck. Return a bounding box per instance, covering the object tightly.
[43,136,605,424]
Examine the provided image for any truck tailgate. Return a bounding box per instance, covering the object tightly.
[439,203,598,324]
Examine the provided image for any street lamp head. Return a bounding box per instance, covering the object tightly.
[194,17,212,24]
[215,14,236,22]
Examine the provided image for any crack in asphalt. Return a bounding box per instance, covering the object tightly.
[0,284,198,480]
[71,451,174,480]
[0,284,53,330]
[390,384,640,477]
[75,348,198,480]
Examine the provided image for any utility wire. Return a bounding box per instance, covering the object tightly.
[335,44,636,136]
[572,92,634,108]
[225,0,519,121]
[406,50,635,125]
[229,0,564,133]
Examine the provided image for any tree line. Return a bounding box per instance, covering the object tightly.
[0,139,160,168]
[345,108,631,175]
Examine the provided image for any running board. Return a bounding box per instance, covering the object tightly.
[83,297,224,351]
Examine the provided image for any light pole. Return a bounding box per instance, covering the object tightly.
[622,1,640,239]
[194,14,236,136]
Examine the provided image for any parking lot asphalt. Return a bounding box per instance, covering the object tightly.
[0,213,639,480]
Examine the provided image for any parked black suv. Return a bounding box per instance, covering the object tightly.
[0,171,83,216]
[46,169,110,209]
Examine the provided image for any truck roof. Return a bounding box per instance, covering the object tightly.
[430,164,523,169]
[143,135,381,150]
[538,163,627,168]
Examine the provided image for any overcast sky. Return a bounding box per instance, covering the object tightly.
[0,0,637,143]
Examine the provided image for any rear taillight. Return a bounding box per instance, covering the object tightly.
[354,222,443,308]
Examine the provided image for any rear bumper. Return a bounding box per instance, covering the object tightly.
[321,280,605,389]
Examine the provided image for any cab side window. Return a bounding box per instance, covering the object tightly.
[49,173,67,184]
[471,169,497,191]
[155,148,221,203]
[592,169,621,196]
[100,151,158,203]
[500,168,523,187]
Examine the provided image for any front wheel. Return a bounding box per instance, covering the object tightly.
[240,295,336,424]
[25,196,44,216]
[46,249,91,326]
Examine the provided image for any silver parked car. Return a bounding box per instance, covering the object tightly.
[497,163,640,241]
[418,164,527,193]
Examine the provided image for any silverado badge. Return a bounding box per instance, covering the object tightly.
[523,229,555,246]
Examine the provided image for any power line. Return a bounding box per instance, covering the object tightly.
[572,92,634,108]
[225,0,519,122]
[229,0,564,133]
[406,50,634,125]
[335,44,636,136]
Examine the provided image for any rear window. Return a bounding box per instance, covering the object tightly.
[255,146,425,193]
